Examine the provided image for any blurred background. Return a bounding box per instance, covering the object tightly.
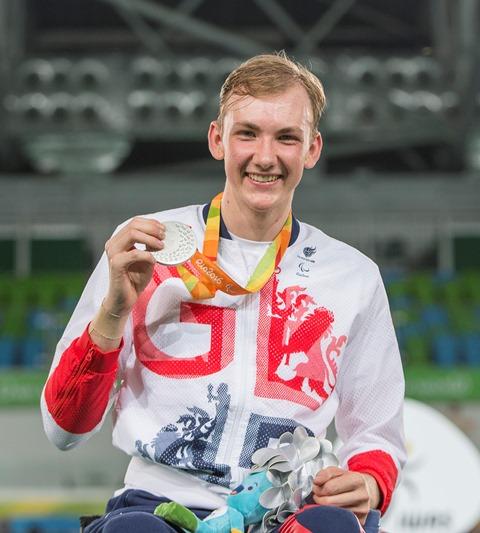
[0,0,480,531]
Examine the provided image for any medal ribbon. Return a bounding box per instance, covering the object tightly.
[176,192,292,299]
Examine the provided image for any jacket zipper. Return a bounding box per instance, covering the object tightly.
[222,294,253,470]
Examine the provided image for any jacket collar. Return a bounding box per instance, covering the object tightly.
[202,203,300,246]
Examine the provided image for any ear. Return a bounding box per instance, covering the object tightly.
[304,132,323,169]
[208,121,225,161]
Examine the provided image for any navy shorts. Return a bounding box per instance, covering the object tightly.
[84,489,380,533]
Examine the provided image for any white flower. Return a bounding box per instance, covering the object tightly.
[251,427,339,532]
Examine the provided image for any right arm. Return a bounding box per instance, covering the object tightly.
[41,217,165,450]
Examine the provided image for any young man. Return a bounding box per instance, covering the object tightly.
[41,53,406,533]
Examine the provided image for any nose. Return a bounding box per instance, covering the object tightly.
[252,137,276,170]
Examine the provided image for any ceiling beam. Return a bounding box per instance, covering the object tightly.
[100,0,265,56]
[252,0,304,44]
[294,0,357,55]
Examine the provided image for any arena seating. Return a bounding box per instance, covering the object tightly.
[385,270,480,367]
[0,274,86,368]
[0,271,479,369]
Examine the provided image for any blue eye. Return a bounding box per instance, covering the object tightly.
[247,482,258,491]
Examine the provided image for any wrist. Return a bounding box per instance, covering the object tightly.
[102,296,131,318]
[89,300,130,350]
[361,473,381,510]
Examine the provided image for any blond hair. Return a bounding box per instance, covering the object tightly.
[217,52,326,135]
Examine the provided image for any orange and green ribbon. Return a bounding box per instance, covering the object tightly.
[176,192,292,299]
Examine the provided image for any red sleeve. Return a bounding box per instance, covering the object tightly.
[44,325,123,434]
[347,449,398,514]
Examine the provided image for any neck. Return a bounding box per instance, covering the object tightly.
[220,191,291,242]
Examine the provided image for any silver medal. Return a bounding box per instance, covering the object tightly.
[151,221,197,265]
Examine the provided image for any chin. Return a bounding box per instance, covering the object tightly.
[247,198,281,213]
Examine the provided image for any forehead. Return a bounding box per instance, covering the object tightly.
[223,84,313,129]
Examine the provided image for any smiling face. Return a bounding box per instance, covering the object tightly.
[208,83,322,237]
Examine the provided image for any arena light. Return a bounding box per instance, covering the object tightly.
[188,91,209,120]
[71,58,111,91]
[10,56,130,174]
[346,93,379,127]
[74,93,115,126]
[22,132,132,174]
[388,89,411,121]
[344,56,383,86]
[178,58,214,88]
[15,93,52,123]
[410,91,443,115]
[441,91,460,119]
[4,53,454,167]
[408,57,442,89]
[163,63,183,89]
[18,59,55,91]
[162,91,194,121]
[50,92,74,124]
[131,57,217,91]
[49,58,73,91]
[385,58,409,88]
[388,89,444,117]
[128,89,159,121]
[385,57,442,90]
[131,56,163,88]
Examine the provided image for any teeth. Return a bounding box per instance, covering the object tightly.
[248,174,280,183]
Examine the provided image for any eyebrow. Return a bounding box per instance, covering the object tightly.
[233,122,303,136]
[277,127,303,136]
[233,121,259,131]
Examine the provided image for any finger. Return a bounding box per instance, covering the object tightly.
[120,218,165,243]
[107,228,165,257]
[313,466,345,487]
[128,217,165,236]
[312,474,363,497]
[110,249,156,272]
[107,217,165,247]
[312,490,367,510]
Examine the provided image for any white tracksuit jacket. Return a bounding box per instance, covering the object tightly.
[41,203,406,513]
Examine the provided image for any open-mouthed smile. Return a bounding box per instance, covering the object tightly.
[246,173,282,183]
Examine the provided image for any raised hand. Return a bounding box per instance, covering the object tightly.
[103,217,165,317]
[89,217,165,350]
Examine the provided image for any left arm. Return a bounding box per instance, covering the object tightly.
[317,266,407,521]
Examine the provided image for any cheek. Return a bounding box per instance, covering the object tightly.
[282,147,307,169]
[225,144,252,165]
